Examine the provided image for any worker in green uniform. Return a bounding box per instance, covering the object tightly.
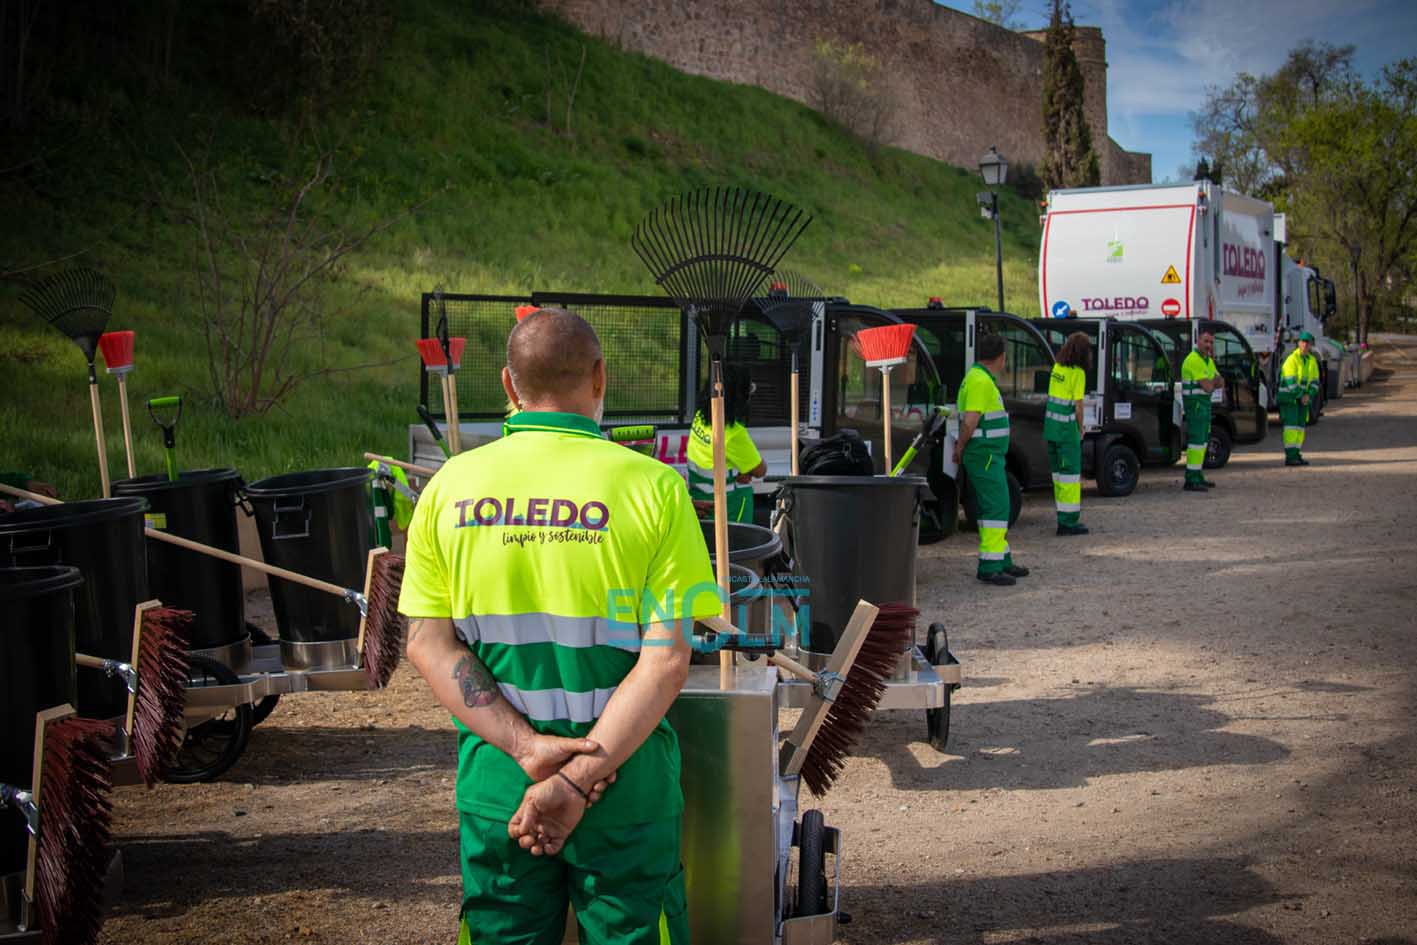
[685,365,766,523]
[1045,332,1091,536]
[1181,330,1225,492]
[400,308,720,945]
[952,333,1029,586]
[1279,331,1321,466]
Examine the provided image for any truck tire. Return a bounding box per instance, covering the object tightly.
[961,469,1022,531]
[1096,442,1140,498]
[1203,425,1233,469]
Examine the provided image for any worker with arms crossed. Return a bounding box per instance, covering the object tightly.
[952,332,1030,586]
[400,308,720,944]
[1044,331,1091,536]
[1181,330,1225,492]
[685,364,766,522]
[1279,331,1321,467]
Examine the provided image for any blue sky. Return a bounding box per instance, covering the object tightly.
[944,0,1417,183]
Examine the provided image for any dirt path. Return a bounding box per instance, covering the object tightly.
[98,341,1417,945]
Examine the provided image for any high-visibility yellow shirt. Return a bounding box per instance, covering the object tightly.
[1279,348,1320,404]
[398,410,719,827]
[957,363,1009,456]
[1044,364,1085,441]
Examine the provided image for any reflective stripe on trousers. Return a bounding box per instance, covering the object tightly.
[964,449,1013,574]
[1046,436,1083,526]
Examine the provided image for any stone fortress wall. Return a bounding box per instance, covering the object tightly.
[537,0,1152,185]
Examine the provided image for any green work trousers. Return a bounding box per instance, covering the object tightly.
[1280,399,1307,462]
[1183,399,1211,486]
[457,812,688,945]
[963,450,1012,576]
[1046,437,1082,527]
[687,466,753,523]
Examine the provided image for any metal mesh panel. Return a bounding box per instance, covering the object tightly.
[420,292,688,421]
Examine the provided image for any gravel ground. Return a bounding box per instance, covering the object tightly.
[98,338,1417,945]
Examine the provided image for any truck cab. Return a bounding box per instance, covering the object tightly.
[1277,256,1340,416]
[407,290,958,534]
[1031,317,1180,496]
[1141,318,1269,468]
[892,302,1056,527]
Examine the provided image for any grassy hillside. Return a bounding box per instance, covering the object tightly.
[1,1,1045,497]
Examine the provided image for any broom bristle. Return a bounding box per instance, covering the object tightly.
[515,304,540,321]
[97,330,135,373]
[857,323,917,368]
[35,716,114,945]
[445,337,466,371]
[800,603,916,797]
[132,608,192,786]
[416,338,448,370]
[362,553,407,688]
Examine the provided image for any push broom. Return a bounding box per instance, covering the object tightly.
[0,704,115,945]
[856,323,917,475]
[633,186,812,689]
[73,601,192,787]
[18,269,116,496]
[0,484,406,689]
[97,330,137,480]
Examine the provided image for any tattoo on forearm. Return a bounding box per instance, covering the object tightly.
[407,619,427,645]
[452,654,499,709]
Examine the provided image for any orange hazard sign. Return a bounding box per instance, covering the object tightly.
[1161,265,1182,285]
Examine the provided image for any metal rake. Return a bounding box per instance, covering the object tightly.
[18,268,116,367]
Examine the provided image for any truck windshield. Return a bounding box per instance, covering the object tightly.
[1307,278,1322,326]
[1212,329,1253,377]
[909,320,967,403]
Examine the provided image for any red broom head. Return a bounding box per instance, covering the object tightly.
[35,715,115,945]
[97,330,135,376]
[446,337,466,371]
[132,608,193,787]
[801,602,916,797]
[416,338,449,374]
[362,552,407,689]
[515,304,540,322]
[857,323,916,369]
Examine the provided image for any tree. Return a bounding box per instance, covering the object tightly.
[1193,158,1212,182]
[1040,0,1099,190]
[809,39,899,154]
[971,0,1024,29]
[1278,59,1417,342]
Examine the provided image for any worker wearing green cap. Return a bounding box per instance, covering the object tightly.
[1279,331,1321,466]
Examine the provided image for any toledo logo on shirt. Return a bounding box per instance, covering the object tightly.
[453,496,611,547]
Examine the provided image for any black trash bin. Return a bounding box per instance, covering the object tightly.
[114,469,246,651]
[776,475,925,658]
[0,498,148,718]
[0,566,81,877]
[243,468,372,668]
[696,520,783,575]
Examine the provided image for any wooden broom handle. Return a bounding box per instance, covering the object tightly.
[89,379,111,497]
[709,360,733,690]
[441,374,461,454]
[0,483,351,600]
[117,375,136,480]
[790,357,800,476]
[881,366,893,474]
[446,372,463,454]
[364,452,438,478]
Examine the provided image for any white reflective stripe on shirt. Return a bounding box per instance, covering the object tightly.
[497,683,618,724]
[983,410,1009,420]
[453,614,643,650]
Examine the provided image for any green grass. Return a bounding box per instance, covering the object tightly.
[0,1,1044,497]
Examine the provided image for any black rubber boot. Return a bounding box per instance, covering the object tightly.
[977,572,1016,586]
[1057,524,1090,536]
[1004,564,1030,578]
[1184,482,1208,492]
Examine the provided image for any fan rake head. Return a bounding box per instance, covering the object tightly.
[631,187,811,354]
[17,269,116,365]
[757,268,827,340]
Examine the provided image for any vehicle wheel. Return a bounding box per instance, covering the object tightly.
[795,810,828,917]
[243,625,281,726]
[164,656,253,784]
[924,623,957,751]
[961,470,1022,530]
[1203,425,1233,469]
[1095,442,1140,498]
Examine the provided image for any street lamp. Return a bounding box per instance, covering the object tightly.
[978,145,1009,312]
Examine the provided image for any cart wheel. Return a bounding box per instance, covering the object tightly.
[243,624,281,726]
[925,623,957,752]
[165,656,253,784]
[796,809,828,917]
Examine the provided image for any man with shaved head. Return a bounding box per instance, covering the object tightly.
[400,307,716,944]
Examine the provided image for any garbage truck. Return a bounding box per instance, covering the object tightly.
[1038,182,1357,416]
